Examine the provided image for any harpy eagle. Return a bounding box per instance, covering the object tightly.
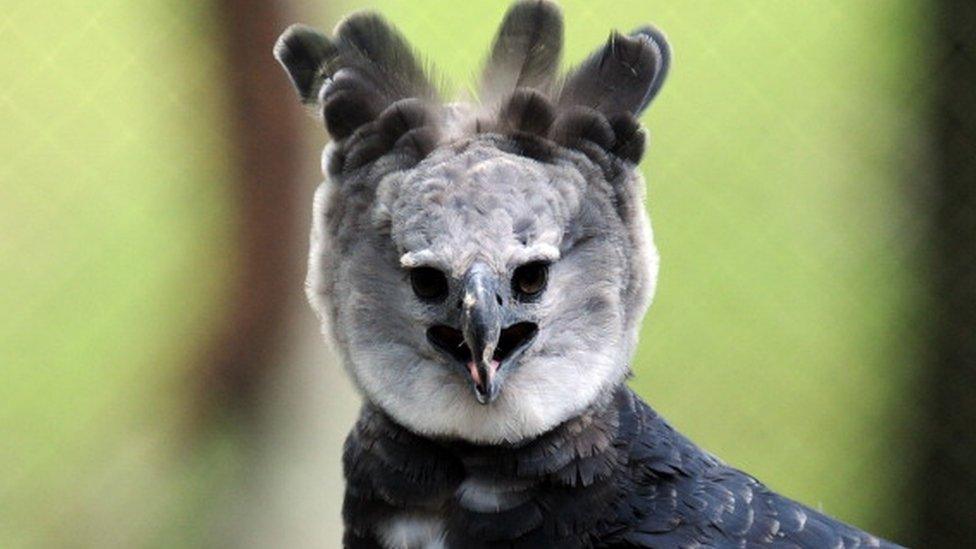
[273,1,901,547]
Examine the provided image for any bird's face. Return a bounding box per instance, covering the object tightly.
[308,139,658,443]
[276,1,670,443]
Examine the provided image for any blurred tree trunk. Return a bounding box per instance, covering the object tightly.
[203,2,359,546]
[919,2,976,546]
[198,0,305,419]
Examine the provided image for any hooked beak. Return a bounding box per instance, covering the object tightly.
[426,262,538,405]
[461,262,502,403]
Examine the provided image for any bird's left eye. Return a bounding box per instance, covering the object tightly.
[512,262,548,299]
[410,267,448,302]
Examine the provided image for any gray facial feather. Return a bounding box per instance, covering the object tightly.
[285,1,669,443]
[307,135,658,443]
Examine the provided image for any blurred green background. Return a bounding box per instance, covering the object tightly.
[0,0,938,547]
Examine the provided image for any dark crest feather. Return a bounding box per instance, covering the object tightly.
[322,88,376,140]
[608,113,647,163]
[275,14,441,172]
[332,13,438,105]
[498,88,557,135]
[480,0,564,104]
[273,24,336,103]
[631,26,671,111]
[377,98,431,140]
[558,27,669,116]
[275,4,672,169]
[274,13,437,142]
[551,106,615,149]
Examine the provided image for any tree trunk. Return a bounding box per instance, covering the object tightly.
[919,2,976,546]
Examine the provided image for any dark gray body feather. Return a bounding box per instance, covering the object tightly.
[342,386,899,548]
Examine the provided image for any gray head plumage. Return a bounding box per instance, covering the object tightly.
[274,0,670,443]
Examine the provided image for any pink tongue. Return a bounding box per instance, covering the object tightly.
[467,360,500,386]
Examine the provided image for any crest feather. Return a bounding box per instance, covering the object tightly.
[480,0,564,105]
[557,27,669,116]
[273,24,336,104]
[274,13,438,141]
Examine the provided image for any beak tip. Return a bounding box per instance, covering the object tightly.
[468,360,501,405]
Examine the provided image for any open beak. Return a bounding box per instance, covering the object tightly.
[426,262,538,405]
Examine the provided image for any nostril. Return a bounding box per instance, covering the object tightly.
[495,293,503,306]
[493,322,538,363]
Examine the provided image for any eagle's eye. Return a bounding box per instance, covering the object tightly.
[512,262,548,299]
[410,267,448,302]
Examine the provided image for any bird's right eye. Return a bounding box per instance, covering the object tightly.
[410,267,448,302]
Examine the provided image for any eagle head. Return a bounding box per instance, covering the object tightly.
[274,0,670,443]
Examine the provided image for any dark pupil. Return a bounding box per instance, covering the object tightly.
[514,262,548,296]
[410,267,448,301]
